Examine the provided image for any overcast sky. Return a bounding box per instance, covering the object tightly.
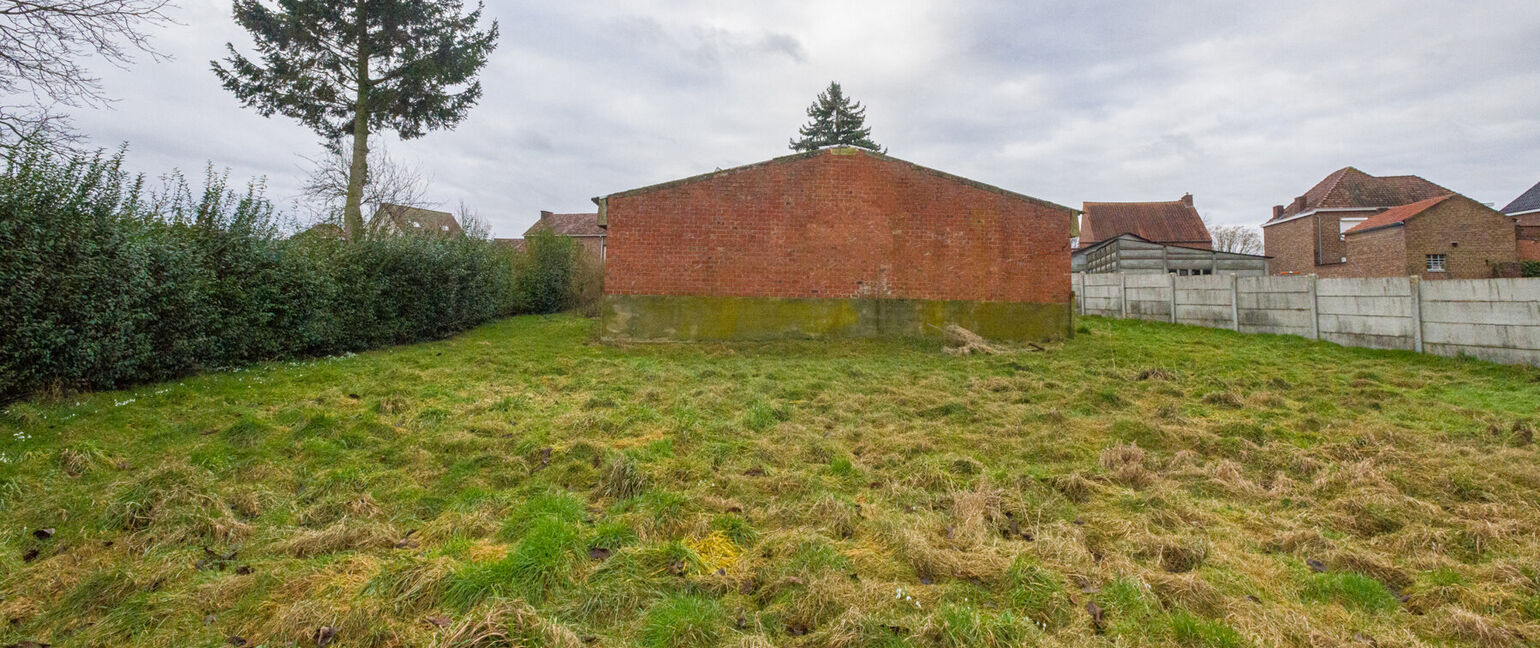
[65,1,1540,237]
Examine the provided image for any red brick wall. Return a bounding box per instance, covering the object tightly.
[1263,216,1317,274]
[1402,197,1517,279]
[603,149,1072,303]
[1339,227,1406,277]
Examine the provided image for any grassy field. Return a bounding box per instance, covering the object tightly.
[2,315,1539,648]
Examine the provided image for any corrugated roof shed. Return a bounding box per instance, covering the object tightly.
[1080,196,1211,246]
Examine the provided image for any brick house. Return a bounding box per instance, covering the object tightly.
[1501,179,1540,262]
[1262,167,1452,275]
[369,204,463,236]
[1077,194,1212,250]
[524,211,606,259]
[593,146,1079,342]
[1336,194,1517,279]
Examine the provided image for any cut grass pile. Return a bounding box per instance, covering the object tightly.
[2,314,1540,647]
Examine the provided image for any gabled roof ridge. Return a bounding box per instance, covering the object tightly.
[1083,199,1189,206]
[1344,194,1454,235]
[595,147,1079,214]
[1316,166,1365,205]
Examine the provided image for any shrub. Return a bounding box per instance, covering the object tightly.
[1522,261,1540,278]
[0,145,572,401]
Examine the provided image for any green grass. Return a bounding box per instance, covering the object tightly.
[2,314,1539,647]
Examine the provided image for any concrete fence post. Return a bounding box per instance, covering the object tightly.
[1229,273,1240,331]
[1410,276,1424,354]
[1119,272,1128,319]
[1308,274,1320,341]
[1168,272,1177,323]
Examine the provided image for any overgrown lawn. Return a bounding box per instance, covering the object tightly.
[2,315,1538,647]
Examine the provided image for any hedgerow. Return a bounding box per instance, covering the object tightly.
[0,146,582,401]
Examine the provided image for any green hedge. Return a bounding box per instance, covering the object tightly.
[0,147,580,401]
[1522,261,1540,278]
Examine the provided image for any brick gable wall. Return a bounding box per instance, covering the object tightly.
[1402,198,1517,279]
[603,151,1072,304]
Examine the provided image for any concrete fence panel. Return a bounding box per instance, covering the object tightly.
[1173,275,1236,328]
[1419,278,1540,364]
[1237,275,1315,337]
[1071,272,1540,367]
[1124,273,1173,322]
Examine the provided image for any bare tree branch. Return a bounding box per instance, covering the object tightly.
[1206,219,1264,256]
[455,199,490,240]
[0,0,174,151]
[299,138,433,226]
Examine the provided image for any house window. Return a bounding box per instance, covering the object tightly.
[1426,254,1447,272]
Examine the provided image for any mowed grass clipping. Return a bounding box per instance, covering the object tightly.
[2,314,1540,648]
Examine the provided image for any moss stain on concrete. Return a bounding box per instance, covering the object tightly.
[602,294,1071,342]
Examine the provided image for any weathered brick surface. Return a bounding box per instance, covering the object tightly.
[602,149,1074,304]
[1338,227,1405,277]
[1336,196,1517,279]
[1399,197,1517,279]
[1263,216,1317,274]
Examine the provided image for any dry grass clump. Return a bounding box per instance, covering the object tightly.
[271,521,400,558]
[1427,606,1527,648]
[882,518,1011,584]
[1100,443,1155,489]
[598,453,648,500]
[436,600,584,648]
[940,325,1000,356]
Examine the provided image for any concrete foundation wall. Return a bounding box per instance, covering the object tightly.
[603,294,1072,343]
[1073,272,1540,366]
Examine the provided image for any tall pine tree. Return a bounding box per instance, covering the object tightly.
[213,0,498,238]
[789,82,883,153]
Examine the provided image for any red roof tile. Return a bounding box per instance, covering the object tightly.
[1273,167,1451,221]
[1344,195,1452,234]
[526,212,604,237]
[1080,197,1211,246]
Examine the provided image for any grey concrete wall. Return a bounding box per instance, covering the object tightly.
[1237,276,1315,337]
[1078,273,1124,318]
[1175,275,1235,328]
[1420,279,1540,365]
[1125,273,1173,322]
[1317,278,1417,351]
[1072,272,1540,366]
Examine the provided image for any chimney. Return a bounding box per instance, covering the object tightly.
[539,210,553,221]
[1291,196,1306,212]
[1272,205,1284,220]
[1180,193,1194,207]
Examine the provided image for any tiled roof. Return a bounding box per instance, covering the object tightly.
[1273,167,1451,221]
[526,212,604,237]
[1501,179,1540,215]
[372,204,463,236]
[494,238,527,251]
[1080,197,1211,246]
[1344,195,1452,235]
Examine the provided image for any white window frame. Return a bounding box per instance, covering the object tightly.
[1426,254,1447,272]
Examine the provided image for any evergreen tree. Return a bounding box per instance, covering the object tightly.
[213,0,498,238]
[789,82,883,153]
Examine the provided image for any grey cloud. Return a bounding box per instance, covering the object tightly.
[55,1,1540,237]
